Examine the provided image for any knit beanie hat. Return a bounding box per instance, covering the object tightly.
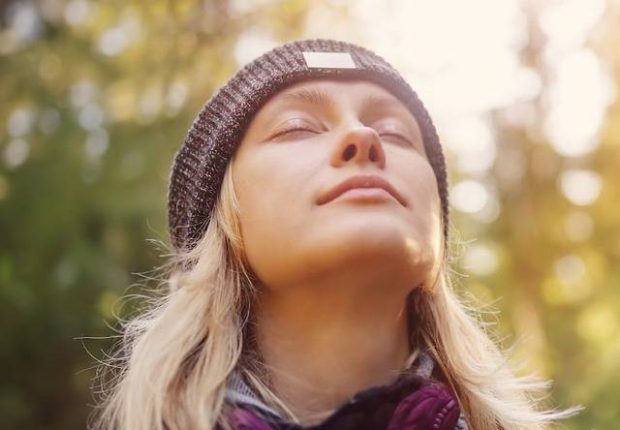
[168,38,449,252]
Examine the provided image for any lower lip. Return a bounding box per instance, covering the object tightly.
[332,187,397,203]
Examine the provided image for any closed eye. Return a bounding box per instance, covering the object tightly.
[270,117,323,140]
[272,126,317,139]
[379,132,414,147]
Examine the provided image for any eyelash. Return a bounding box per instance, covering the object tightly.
[379,132,413,146]
[271,127,315,140]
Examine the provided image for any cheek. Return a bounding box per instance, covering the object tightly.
[235,151,313,221]
[413,167,441,219]
[231,147,319,281]
[398,156,443,245]
[416,166,443,258]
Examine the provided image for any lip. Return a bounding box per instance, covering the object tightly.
[317,174,406,206]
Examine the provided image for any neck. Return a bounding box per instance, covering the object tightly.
[254,269,417,425]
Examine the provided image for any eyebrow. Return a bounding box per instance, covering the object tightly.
[280,88,336,108]
[280,88,404,113]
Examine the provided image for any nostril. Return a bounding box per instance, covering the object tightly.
[369,145,378,162]
[343,144,356,161]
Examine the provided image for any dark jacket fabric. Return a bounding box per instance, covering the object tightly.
[224,350,468,430]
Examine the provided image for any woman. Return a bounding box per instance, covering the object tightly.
[92,39,578,430]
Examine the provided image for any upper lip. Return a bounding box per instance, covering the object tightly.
[317,174,406,206]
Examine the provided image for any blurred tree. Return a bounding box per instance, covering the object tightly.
[449,2,620,428]
[1,0,619,429]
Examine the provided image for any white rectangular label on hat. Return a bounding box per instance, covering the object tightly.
[302,52,356,69]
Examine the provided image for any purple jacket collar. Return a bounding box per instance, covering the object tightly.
[224,351,468,430]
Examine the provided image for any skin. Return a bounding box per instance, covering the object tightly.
[231,79,443,424]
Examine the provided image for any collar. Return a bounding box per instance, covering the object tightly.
[225,350,468,430]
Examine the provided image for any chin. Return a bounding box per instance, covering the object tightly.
[326,216,419,247]
[307,220,433,267]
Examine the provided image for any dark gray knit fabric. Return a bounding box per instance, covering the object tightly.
[224,350,469,430]
[168,38,449,252]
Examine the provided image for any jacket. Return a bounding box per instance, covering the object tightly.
[224,350,468,430]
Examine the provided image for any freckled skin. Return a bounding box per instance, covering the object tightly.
[232,79,443,294]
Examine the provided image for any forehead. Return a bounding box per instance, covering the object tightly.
[263,78,410,112]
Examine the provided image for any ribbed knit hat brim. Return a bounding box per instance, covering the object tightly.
[168,39,449,252]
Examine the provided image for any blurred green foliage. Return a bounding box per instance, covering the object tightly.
[0,1,618,429]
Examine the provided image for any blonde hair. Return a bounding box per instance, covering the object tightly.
[91,162,581,430]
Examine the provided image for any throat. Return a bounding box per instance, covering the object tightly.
[254,288,412,425]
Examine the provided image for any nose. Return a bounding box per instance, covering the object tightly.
[330,126,386,169]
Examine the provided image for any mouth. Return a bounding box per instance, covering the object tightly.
[316,174,407,206]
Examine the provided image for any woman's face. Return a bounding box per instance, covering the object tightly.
[232,79,442,291]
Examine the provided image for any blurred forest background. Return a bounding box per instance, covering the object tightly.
[1,0,619,429]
